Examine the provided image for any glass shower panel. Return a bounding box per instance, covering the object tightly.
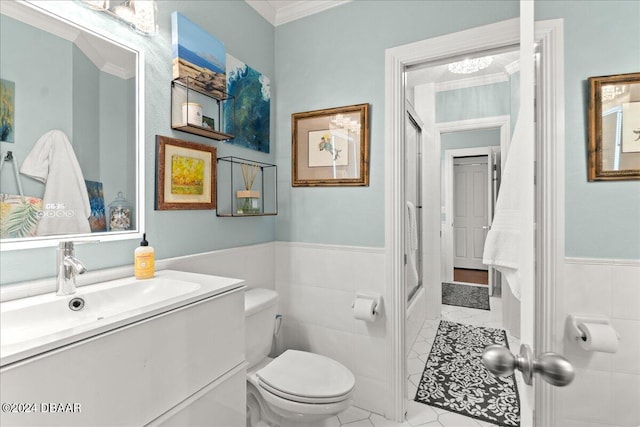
[405,110,423,303]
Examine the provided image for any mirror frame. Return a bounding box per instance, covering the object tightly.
[587,72,640,181]
[0,1,145,251]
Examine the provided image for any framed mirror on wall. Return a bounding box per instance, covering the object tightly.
[0,1,145,250]
[588,72,640,181]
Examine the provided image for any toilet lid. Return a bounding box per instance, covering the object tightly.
[256,350,355,401]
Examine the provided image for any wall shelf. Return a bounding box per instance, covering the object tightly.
[216,157,277,217]
[171,77,234,141]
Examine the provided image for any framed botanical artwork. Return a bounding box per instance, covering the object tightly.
[588,72,640,181]
[155,135,216,210]
[292,103,370,186]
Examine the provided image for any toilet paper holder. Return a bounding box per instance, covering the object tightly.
[566,314,619,342]
[352,293,382,314]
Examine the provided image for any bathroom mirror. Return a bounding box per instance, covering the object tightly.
[0,1,144,250]
[588,72,640,181]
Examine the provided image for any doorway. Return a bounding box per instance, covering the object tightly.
[444,146,501,293]
[405,47,517,424]
[384,17,565,424]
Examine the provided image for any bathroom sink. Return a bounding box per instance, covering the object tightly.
[0,270,244,366]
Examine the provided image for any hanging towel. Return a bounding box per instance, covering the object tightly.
[406,201,419,288]
[406,201,418,252]
[20,130,91,236]
[482,118,532,301]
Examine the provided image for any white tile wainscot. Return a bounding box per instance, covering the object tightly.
[275,242,388,416]
[556,258,640,427]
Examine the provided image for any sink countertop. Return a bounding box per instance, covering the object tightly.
[0,270,245,367]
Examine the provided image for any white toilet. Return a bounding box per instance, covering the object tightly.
[245,288,355,426]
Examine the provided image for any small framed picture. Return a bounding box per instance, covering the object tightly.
[202,115,215,130]
[155,135,216,210]
[292,103,369,186]
[587,72,640,181]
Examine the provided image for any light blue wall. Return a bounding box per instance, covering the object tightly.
[436,82,511,123]
[536,0,640,259]
[275,0,520,247]
[72,44,101,182]
[98,73,136,215]
[1,1,275,284]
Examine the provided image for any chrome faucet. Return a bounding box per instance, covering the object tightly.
[56,242,87,296]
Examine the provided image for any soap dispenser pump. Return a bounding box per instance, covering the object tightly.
[134,233,155,279]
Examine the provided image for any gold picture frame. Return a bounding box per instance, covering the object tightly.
[588,72,640,181]
[292,103,370,186]
[155,135,216,210]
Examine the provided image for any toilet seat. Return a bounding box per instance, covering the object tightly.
[256,350,355,404]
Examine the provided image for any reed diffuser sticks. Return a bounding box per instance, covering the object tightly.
[241,163,259,191]
[238,163,261,214]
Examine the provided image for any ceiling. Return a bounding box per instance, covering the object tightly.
[407,50,520,90]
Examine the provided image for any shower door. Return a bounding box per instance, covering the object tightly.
[405,105,422,302]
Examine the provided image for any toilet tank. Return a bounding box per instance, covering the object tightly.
[244,288,278,368]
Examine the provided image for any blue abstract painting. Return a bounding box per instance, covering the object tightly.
[171,12,226,97]
[85,180,106,232]
[224,55,270,153]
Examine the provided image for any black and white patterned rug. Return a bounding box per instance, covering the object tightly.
[414,320,520,427]
[442,282,490,310]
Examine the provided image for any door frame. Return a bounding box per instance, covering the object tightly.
[439,115,510,291]
[443,146,499,292]
[384,18,564,424]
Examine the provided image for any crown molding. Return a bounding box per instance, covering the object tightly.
[276,0,351,26]
[244,0,277,25]
[505,59,520,75]
[245,0,352,26]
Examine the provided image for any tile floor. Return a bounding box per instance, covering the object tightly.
[289,291,522,427]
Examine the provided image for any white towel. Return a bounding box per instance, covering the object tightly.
[406,201,419,287]
[406,201,418,252]
[20,130,91,236]
[482,118,532,301]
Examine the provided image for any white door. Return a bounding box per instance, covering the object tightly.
[453,156,489,271]
[515,2,536,423]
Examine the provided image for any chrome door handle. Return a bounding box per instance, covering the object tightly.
[481,344,575,386]
[482,225,491,230]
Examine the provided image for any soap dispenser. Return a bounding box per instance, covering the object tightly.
[134,233,155,279]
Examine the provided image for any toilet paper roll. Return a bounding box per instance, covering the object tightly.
[577,323,619,353]
[353,297,377,322]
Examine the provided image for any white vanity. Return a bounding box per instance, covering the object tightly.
[0,270,246,426]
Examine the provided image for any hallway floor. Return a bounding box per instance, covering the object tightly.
[288,296,521,427]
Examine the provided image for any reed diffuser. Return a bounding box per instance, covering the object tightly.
[237,163,260,214]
